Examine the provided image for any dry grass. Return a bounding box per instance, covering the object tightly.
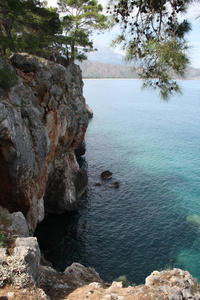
[0,285,48,299]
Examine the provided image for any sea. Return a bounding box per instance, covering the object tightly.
[35,79,200,285]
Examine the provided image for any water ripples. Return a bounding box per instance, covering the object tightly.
[35,80,200,284]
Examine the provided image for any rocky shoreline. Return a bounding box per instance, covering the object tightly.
[0,54,200,299]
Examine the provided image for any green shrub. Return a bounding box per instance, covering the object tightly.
[0,231,6,248]
[72,103,78,111]
[0,64,18,90]
[115,275,130,287]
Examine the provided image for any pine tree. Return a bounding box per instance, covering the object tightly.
[58,0,108,61]
[0,0,61,56]
[108,0,198,99]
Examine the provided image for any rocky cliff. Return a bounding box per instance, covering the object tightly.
[0,53,89,232]
[1,206,200,299]
[1,54,200,300]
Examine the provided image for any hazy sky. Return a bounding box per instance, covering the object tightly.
[47,0,200,67]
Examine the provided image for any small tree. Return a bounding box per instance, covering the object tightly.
[0,63,18,90]
[58,0,109,61]
[108,0,197,99]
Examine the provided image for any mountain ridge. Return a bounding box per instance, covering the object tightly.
[78,59,200,80]
[78,41,200,79]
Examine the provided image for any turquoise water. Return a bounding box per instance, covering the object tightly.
[36,79,200,284]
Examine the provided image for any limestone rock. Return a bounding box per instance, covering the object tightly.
[65,268,200,300]
[10,53,40,72]
[85,104,93,118]
[0,248,7,257]
[44,152,87,214]
[7,211,29,238]
[0,54,89,231]
[64,263,102,286]
[14,237,40,281]
[38,262,102,300]
[0,237,40,288]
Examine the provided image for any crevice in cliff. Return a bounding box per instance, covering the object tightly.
[44,169,65,214]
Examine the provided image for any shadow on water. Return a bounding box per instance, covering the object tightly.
[35,210,85,271]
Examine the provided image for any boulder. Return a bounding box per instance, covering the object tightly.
[64,263,102,286]
[7,211,29,237]
[85,104,93,118]
[10,53,40,72]
[38,263,102,300]
[14,237,40,281]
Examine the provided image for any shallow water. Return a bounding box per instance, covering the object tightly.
[35,79,200,284]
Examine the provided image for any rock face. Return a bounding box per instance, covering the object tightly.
[0,54,89,231]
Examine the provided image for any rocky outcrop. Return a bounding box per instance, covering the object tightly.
[85,104,93,118]
[0,237,40,288]
[66,269,200,300]
[0,54,89,232]
[39,262,102,299]
[1,225,200,300]
[0,208,102,299]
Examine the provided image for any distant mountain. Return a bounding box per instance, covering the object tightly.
[86,41,126,65]
[78,60,200,80]
[77,60,139,78]
[77,41,200,79]
[185,66,200,79]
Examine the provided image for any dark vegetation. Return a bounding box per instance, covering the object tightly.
[0,0,108,60]
[0,63,18,90]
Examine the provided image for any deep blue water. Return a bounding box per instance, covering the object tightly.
[35,79,200,285]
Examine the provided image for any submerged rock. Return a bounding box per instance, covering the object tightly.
[109,181,119,188]
[101,170,113,180]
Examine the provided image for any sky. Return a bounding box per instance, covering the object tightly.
[47,0,200,68]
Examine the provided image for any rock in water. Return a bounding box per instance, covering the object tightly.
[101,170,113,180]
[109,181,119,188]
[85,104,93,118]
